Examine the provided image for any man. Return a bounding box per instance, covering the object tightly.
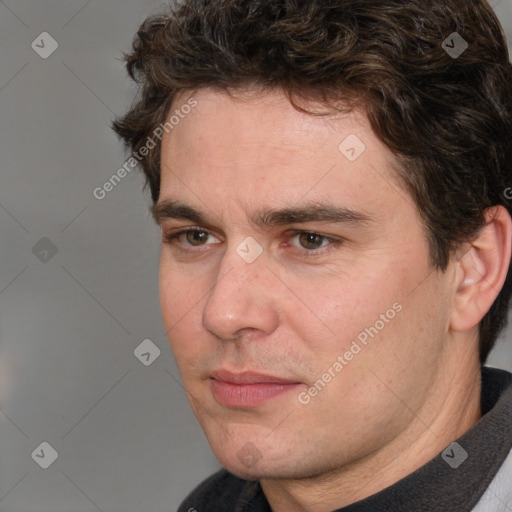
[113,0,512,510]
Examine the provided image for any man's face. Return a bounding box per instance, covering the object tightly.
[156,87,455,479]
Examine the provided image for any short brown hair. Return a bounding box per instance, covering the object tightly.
[112,0,512,363]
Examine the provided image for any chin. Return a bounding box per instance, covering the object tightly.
[209,441,305,480]
[221,460,292,481]
[199,415,315,478]
[225,461,324,482]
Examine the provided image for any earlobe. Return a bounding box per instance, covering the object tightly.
[450,205,512,333]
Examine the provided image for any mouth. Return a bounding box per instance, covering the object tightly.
[209,369,302,408]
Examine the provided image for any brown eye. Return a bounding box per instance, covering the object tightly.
[286,230,341,259]
[162,228,218,247]
[184,230,209,246]
[297,232,327,250]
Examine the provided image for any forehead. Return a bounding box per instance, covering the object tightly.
[158,87,414,225]
[165,86,371,159]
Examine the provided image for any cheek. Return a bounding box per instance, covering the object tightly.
[298,271,397,337]
[159,260,203,356]
[159,270,177,333]
[159,257,201,323]
[289,263,418,373]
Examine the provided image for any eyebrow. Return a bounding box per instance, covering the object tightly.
[151,199,374,230]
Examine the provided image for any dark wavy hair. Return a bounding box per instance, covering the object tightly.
[112,0,512,364]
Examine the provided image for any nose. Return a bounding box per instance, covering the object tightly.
[201,240,279,341]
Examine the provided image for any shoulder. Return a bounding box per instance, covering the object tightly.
[177,468,257,512]
[471,445,512,511]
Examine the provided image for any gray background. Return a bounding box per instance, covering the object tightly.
[0,1,511,511]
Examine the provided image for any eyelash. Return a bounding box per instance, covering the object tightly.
[161,228,340,258]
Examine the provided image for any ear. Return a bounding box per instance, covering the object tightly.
[450,205,512,333]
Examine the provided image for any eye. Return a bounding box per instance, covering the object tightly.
[288,231,339,255]
[162,228,220,247]
[162,228,340,257]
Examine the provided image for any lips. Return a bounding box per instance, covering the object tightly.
[210,369,301,408]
